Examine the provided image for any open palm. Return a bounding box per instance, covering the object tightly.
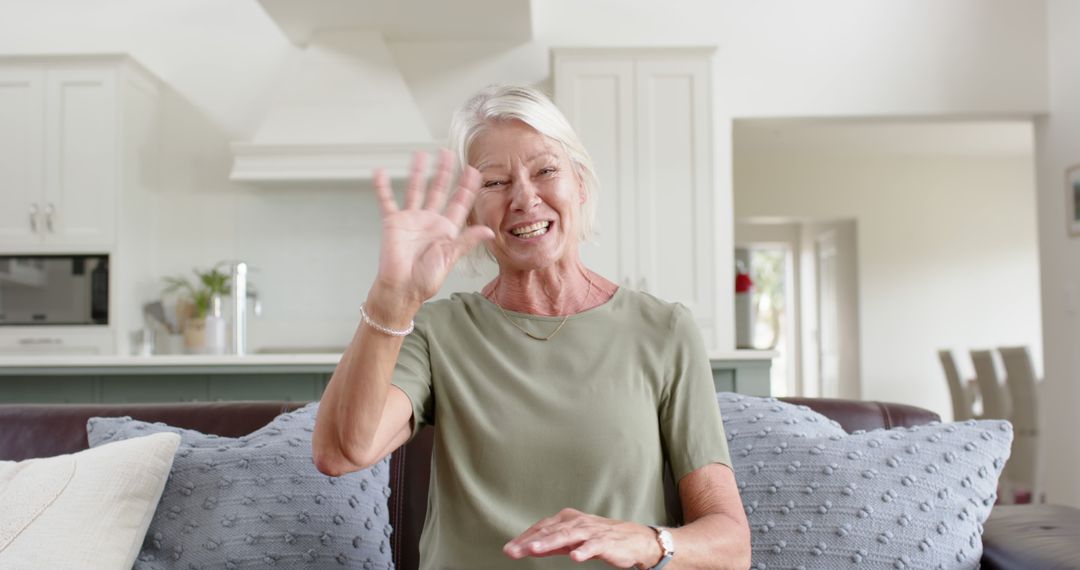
[373,150,494,307]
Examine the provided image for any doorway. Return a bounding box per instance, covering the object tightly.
[736,219,861,398]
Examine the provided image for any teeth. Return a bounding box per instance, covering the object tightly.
[511,221,550,237]
[517,226,548,238]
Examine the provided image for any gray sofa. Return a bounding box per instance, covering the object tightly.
[0,398,1076,569]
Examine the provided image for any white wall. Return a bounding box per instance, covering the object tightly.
[734,147,1044,420]
[535,0,1048,117]
[1033,0,1080,508]
[0,0,1050,351]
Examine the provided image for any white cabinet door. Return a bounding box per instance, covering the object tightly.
[634,57,714,342]
[44,65,117,248]
[0,66,45,247]
[553,58,637,288]
[554,49,717,347]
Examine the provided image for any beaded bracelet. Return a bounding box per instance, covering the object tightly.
[359,303,415,337]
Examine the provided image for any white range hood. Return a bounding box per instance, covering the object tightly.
[230,30,439,184]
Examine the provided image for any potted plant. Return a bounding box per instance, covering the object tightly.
[164,263,231,353]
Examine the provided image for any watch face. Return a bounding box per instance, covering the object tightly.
[657,527,675,553]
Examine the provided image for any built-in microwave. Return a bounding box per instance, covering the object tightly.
[0,255,109,326]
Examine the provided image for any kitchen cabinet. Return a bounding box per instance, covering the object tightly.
[0,327,114,356]
[711,358,772,396]
[0,376,96,403]
[553,48,717,348]
[0,55,160,356]
[0,57,157,253]
[0,355,769,402]
[0,65,45,246]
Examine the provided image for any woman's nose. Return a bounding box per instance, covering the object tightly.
[509,179,541,212]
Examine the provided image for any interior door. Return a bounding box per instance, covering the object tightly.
[0,66,45,248]
[816,230,841,397]
[810,221,860,399]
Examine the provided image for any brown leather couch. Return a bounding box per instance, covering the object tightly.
[0,398,1074,569]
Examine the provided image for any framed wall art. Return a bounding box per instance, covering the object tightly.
[1069,163,1080,236]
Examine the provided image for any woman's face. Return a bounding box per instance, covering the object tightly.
[468,120,585,272]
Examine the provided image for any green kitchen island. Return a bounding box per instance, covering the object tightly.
[0,351,773,403]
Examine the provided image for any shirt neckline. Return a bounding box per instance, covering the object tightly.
[468,286,626,322]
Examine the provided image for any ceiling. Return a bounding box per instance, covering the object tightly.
[735,119,1034,158]
[257,0,533,45]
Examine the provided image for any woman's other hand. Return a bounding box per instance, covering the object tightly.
[503,508,662,568]
[371,149,494,314]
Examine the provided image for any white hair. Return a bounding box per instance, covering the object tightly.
[448,84,599,244]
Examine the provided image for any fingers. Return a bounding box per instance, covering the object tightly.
[505,509,575,553]
[403,151,430,210]
[423,149,454,211]
[505,508,586,559]
[504,511,654,567]
[569,540,604,563]
[518,526,591,558]
[378,151,481,226]
[452,226,495,260]
[372,168,398,216]
[444,166,482,227]
[507,511,567,548]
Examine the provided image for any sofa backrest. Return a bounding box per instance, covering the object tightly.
[0,401,304,461]
[0,397,939,570]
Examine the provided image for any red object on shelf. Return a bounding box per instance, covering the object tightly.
[735,272,754,293]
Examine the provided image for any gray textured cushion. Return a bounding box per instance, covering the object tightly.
[722,395,1012,570]
[87,403,393,570]
[717,393,847,443]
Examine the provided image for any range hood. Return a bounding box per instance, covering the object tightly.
[230,30,439,184]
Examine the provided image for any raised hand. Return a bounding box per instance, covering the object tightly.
[370,149,494,317]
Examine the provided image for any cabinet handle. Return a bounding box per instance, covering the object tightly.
[18,337,63,346]
[45,203,55,232]
[28,204,38,232]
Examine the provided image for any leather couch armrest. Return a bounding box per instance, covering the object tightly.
[981,504,1080,570]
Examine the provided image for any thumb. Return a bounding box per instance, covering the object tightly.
[452,225,495,260]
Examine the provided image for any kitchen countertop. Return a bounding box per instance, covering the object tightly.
[708,350,778,361]
[0,353,344,375]
[0,349,776,375]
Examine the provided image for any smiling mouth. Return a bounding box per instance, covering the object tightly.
[509,221,551,239]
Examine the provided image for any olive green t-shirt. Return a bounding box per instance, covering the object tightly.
[391,288,730,570]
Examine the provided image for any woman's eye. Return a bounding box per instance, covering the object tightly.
[482,180,506,188]
[537,167,557,176]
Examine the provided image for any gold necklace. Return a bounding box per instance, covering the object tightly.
[492,274,594,341]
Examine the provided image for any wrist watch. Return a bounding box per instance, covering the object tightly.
[646,525,675,570]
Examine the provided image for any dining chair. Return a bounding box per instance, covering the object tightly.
[938,349,976,421]
[970,349,1011,420]
[998,345,1040,503]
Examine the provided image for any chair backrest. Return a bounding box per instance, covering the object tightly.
[970,349,1011,419]
[998,346,1038,433]
[998,345,1040,498]
[938,349,973,421]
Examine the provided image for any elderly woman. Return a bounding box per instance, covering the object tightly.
[313,85,750,569]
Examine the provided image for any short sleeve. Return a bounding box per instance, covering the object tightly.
[390,307,435,440]
[659,304,732,482]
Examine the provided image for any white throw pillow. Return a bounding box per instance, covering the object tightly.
[0,432,180,570]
